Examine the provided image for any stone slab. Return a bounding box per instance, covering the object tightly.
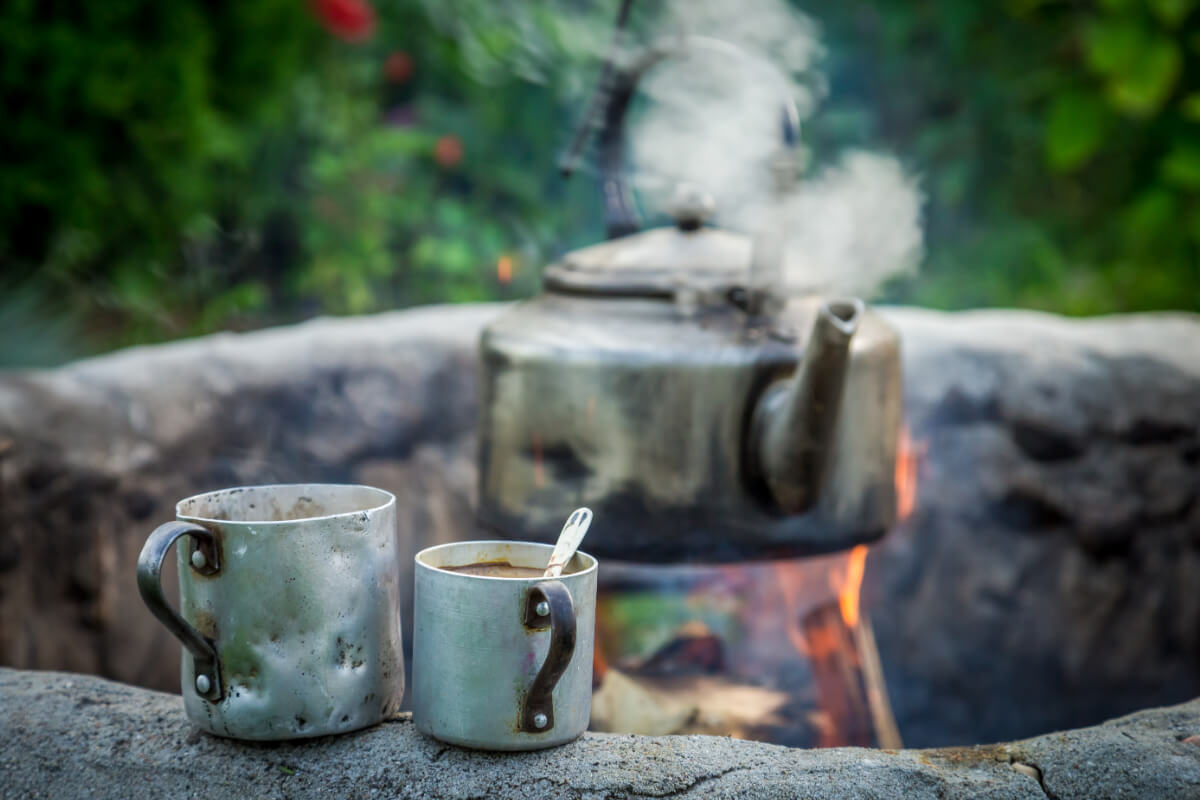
[2,668,1199,799]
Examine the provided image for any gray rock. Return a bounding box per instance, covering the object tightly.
[871,308,1200,745]
[1,304,1199,748]
[1,668,1198,799]
[0,305,496,698]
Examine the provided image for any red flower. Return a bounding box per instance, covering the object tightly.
[384,51,414,83]
[312,0,376,43]
[434,135,463,168]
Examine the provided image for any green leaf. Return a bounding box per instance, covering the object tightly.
[1107,37,1182,117]
[1122,188,1176,245]
[1148,0,1195,27]
[1084,19,1146,75]
[1045,92,1109,171]
[1180,93,1200,121]
[1162,142,1200,188]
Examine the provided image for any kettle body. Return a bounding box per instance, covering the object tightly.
[477,226,901,563]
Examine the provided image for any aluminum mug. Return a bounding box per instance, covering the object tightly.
[136,484,404,740]
[412,540,597,750]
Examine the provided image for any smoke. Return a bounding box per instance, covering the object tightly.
[625,0,924,294]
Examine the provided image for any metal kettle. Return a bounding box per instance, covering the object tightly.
[477,38,902,563]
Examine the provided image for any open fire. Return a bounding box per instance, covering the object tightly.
[590,427,924,747]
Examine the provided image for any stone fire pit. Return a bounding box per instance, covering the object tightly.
[3,668,1199,799]
[1,302,1198,789]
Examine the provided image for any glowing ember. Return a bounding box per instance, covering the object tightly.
[895,425,924,522]
[496,255,514,284]
[837,545,868,629]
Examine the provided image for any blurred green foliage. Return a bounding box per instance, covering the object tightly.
[807,0,1200,313]
[0,0,604,361]
[0,0,1197,366]
[0,0,323,347]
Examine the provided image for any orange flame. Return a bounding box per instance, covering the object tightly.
[496,255,514,284]
[895,426,923,522]
[837,545,869,628]
[774,549,874,747]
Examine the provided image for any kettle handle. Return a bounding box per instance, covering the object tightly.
[561,33,802,240]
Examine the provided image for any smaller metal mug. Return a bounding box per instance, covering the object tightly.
[136,484,405,740]
[412,540,597,750]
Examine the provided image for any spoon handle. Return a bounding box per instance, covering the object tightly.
[544,507,593,578]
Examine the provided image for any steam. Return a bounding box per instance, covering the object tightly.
[626,0,924,294]
[774,152,924,294]
[422,0,924,294]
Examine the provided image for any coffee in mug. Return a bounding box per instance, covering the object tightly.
[440,560,551,578]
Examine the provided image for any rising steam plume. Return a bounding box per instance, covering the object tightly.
[433,0,925,295]
[622,0,924,295]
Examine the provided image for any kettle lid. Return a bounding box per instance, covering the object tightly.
[544,187,752,298]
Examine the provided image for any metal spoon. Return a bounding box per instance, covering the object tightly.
[543,507,593,578]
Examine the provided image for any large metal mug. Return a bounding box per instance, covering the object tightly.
[136,484,405,740]
[412,540,597,750]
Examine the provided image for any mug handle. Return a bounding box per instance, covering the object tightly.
[520,580,577,733]
[136,521,223,702]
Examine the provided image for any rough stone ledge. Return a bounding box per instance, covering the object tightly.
[2,668,1198,799]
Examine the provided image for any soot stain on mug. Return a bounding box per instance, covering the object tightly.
[180,488,329,522]
[278,496,326,521]
[336,637,366,671]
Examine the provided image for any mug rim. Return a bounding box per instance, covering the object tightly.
[175,483,396,526]
[415,539,598,581]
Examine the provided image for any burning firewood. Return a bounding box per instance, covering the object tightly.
[800,603,871,746]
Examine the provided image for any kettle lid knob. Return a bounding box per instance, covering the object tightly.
[669,183,715,232]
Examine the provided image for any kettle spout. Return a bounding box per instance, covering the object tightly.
[752,298,864,514]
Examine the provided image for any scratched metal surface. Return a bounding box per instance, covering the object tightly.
[175,484,405,740]
[412,540,596,750]
[477,291,902,563]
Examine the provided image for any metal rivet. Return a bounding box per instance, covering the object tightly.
[535,601,550,617]
[533,712,548,729]
[191,550,207,570]
[195,674,211,694]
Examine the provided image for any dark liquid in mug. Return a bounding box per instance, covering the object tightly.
[441,560,546,578]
